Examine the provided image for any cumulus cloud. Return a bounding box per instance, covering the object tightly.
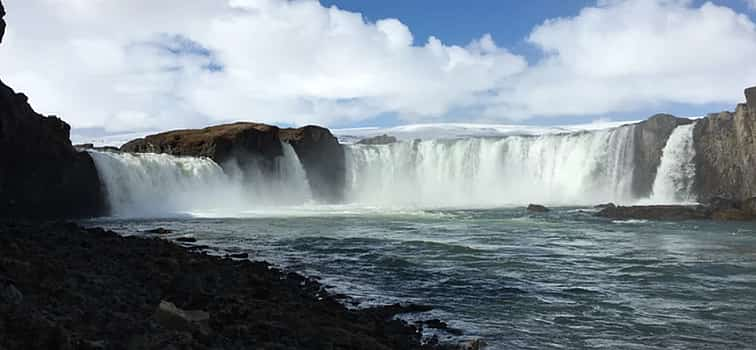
[0,0,755,135]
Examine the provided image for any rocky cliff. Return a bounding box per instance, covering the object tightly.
[630,114,694,198]
[693,88,756,202]
[0,1,105,219]
[122,123,345,202]
[280,126,345,203]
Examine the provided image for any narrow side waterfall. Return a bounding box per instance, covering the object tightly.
[88,142,311,217]
[345,125,638,207]
[647,123,698,204]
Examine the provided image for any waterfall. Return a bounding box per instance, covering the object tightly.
[88,142,311,217]
[647,123,698,204]
[344,125,638,207]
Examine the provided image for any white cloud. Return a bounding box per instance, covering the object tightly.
[0,0,755,135]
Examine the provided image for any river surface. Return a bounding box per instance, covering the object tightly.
[86,207,756,349]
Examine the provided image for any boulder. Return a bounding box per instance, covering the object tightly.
[144,227,173,235]
[0,1,105,219]
[0,278,23,305]
[153,300,211,335]
[594,203,616,210]
[527,204,550,213]
[356,134,398,145]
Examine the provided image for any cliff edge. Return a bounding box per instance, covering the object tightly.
[693,88,756,201]
[0,1,105,218]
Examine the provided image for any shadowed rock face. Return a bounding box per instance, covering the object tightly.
[629,114,694,198]
[122,123,346,203]
[693,88,756,201]
[0,0,105,218]
[1,2,6,44]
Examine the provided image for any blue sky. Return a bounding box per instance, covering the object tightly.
[320,0,756,127]
[2,0,756,139]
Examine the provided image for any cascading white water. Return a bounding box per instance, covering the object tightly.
[647,123,698,204]
[88,142,311,217]
[344,125,638,207]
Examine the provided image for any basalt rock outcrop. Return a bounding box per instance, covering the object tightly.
[122,122,345,202]
[693,88,756,202]
[0,2,105,219]
[280,126,345,203]
[629,114,694,198]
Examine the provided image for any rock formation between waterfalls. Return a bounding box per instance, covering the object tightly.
[121,123,345,203]
[0,2,105,219]
[630,114,694,198]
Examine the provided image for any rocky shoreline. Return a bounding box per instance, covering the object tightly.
[0,221,479,350]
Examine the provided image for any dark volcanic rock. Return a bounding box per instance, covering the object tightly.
[0,4,105,219]
[595,198,756,221]
[280,126,345,203]
[630,114,694,198]
[693,87,756,202]
[0,221,446,350]
[596,205,709,221]
[0,1,5,44]
[527,204,550,213]
[122,122,346,203]
[357,134,398,145]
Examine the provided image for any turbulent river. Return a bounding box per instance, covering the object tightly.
[84,123,756,349]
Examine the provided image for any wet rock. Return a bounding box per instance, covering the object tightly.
[357,134,398,145]
[421,319,464,336]
[596,205,709,221]
[527,204,549,213]
[0,278,22,305]
[145,227,173,235]
[594,203,616,210]
[365,303,434,319]
[457,339,487,350]
[154,300,211,335]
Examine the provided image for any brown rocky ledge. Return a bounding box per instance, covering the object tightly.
[0,221,471,350]
[121,122,345,203]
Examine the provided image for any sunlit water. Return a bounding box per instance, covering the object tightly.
[86,207,756,350]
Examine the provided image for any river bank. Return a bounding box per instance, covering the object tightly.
[0,221,471,350]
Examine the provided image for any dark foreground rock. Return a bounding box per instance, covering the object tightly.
[0,221,466,350]
[122,122,345,202]
[595,198,756,221]
[0,79,104,220]
[0,3,104,219]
